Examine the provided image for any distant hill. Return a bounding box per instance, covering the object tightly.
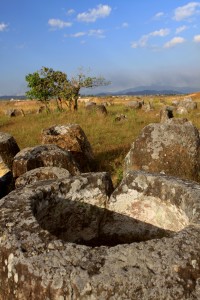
[1,85,199,99]
[95,85,200,96]
[0,95,26,100]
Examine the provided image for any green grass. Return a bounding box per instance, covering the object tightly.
[1,95,200,186]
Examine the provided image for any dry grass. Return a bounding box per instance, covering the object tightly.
[0,94,200,185]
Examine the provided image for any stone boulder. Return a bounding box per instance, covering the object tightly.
[176,106,188,115]
[42,124,95,172]
[0,132,20,170]
[115,114,127,122]
[124,118,200,182]
[6,108,25,117]
[85,102,96,108]
[0,171,13,199]
[86,103,107,115]
[171,99,180,106]
[12,144,80,179]
[159,106,174,123]
[125,100,143,109]
[178,97,197,111]
[101,171,199,244]
[15,166,71,189]
[37,106,46,114]
[0,171,199,299]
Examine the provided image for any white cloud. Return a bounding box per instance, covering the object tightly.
[65,29,105,39]
[88,29,105,38]
[77,4,111,22]
[67,9,75,15]
[70,32,86,38]
[194,34,200,42]
[154,12,164,19]
[173,2,200,21]
[131,35,149,48]
[150,28,170,37]
[176,25,188,34]
[164,37,186,48]
[131,28,170,48]
[0,22,8,32]
[48,19,72,29]
[122,22,129,28]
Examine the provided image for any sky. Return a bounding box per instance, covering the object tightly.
[0,0,200,95]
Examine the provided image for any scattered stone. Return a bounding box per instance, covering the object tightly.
[115,114,127,122]
[125,101,143,109]
[171,99,180,106]
[96,104,107,115]
[6,108,25,117]
[178,97,197,111]
[176,106,188,115]
[85,102,96,108]
[42,124,95,172]
[0,171,13,199]
[142,101,154,112]
[0,132,20,170]
[86,103,107,115]
[160,106,174,123]
[124,118,200,182]
[12,144,80,179]
[15,166,72,189]
[37,106,46,114]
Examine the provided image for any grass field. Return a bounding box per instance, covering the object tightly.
[1,93,200,185]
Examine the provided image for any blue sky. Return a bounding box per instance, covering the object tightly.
[0,0,200,95]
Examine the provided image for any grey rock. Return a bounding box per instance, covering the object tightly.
[125,101,143,109]
[6,108,25,117]
[12,144,80,179]
[86,103,107,115]
[15,166,72,189]
[177,106,188,115]
[178,97,197,111]
[0,171,199,299]
[0,131,20,171]
[114,114,127,122]
[42,124,95,172]
[160,106,174,123]
[124,118,200,182]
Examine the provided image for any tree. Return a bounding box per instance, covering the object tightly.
[26,67,53,113]
[26,67,110,112]
[70,72,110,110]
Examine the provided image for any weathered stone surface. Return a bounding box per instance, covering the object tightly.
[124,118,200,182]
[12,144,80,179]
[178,97,198,111]
[85,102,96,108]
[42,124,95,172]
[0,171,14,199]
[15,166,71,189]
[160,106,174,123]
[6,108,25,117]
[115,114,127,122]
[177,106,188,115]
[0,171,199,299]
[86,103,107,115]
[0,132,20,172]
[37,106,46,114]
[102,171,199,243]
[171,99,180,106]
[142,101,154,112]
[125,101,143,109]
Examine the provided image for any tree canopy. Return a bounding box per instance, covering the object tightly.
[25,67,110,111]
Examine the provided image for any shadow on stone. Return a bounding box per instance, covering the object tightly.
[32,190,175,247]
